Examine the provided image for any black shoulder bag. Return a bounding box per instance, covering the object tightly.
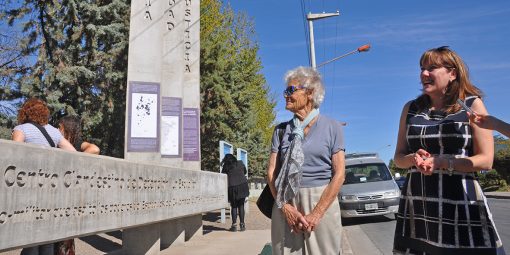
[28,122,56,147]
[256,122,287,219]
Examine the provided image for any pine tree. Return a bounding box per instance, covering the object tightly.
[1,0,130,157]
[200,0,275,176]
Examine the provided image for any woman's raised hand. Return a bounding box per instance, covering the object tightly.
[468,112,496,130]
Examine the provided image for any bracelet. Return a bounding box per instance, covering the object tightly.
[447,157,454,176]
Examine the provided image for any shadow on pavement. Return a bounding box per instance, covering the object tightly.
[203,225,229,234]
[342,214,395,226]
[203,211,230,234]
[203,211,223,223]
[79,234,121,253]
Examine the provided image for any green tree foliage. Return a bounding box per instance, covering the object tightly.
[200,0,275,177]
[388,159,407,177]
[493,136,510,188]
[478,170,508,192]
[1,0,130,157]
[0,3,26,139]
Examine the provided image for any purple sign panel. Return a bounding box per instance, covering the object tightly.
[161,97,182,158]
[127,82,160,152]
[183,108,200,161]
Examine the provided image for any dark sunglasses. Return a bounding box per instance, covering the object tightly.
[283,85,305,97]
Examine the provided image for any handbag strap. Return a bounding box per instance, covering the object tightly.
[273,120,289,178]
[28,122,56,147]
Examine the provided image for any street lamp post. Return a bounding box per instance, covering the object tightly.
[306,11,370,69]
[306,11,339,68]
[317,44,370,68]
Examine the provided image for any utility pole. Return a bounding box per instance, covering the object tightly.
[307,11,339,68]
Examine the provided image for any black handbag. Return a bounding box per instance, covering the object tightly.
[256,184,274,219]
[256,121,287,219]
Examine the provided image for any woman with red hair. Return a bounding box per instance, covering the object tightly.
[12,98,75,255]
[12,98,75,150]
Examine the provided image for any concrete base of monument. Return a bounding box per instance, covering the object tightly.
[122,215,203,254]
[123,223,161,255]
[160,218,185,248]
[0,141,227,255]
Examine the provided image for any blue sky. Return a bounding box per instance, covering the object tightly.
[228,0,510,164]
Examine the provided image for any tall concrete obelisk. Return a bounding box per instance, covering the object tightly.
[124,0,200,169]
[123,0,202,253]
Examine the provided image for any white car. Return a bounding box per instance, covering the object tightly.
[338,153,400,218]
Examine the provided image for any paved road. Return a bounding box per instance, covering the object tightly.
[344,198,510,255]
[488,198,510,254]
[343,214,396,255]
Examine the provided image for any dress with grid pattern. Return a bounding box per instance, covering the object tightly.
[393,96,505,255]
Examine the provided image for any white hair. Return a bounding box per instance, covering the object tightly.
[284,66,325,108]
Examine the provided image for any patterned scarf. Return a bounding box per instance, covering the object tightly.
[275,108,319,208]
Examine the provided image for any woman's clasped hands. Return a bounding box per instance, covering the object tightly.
[413,149,444,176]
[282,204,321,234]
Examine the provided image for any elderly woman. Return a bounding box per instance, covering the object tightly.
[393,46,505,254]
[12,98,75,255]
[267,66,345,255]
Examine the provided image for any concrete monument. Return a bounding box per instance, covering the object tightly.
[124,0,203,253]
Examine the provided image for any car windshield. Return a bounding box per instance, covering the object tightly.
[344,163,392,184]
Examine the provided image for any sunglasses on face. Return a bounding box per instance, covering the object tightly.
[283,85,305,97]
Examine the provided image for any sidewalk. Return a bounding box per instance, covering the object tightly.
[485,191,510,200]
[164,200,353,255]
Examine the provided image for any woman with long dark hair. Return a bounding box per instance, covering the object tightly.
[52,115,100,255]
[221,153,249,232]
[58,115,100,154]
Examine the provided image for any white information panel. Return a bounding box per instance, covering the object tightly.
[236,148,248,179]
[219,140,234,223]
[219,140,234,173]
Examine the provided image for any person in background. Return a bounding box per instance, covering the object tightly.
[58,115,100,154]
[12,98,76,255]
[221,153,249,232]
[12,98,76,151]
[468,113,510,138]
[267,66,345,255]
[392,46,504,254]
[53,115,100,255]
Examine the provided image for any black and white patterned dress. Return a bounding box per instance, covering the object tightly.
[393,96,506,255]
